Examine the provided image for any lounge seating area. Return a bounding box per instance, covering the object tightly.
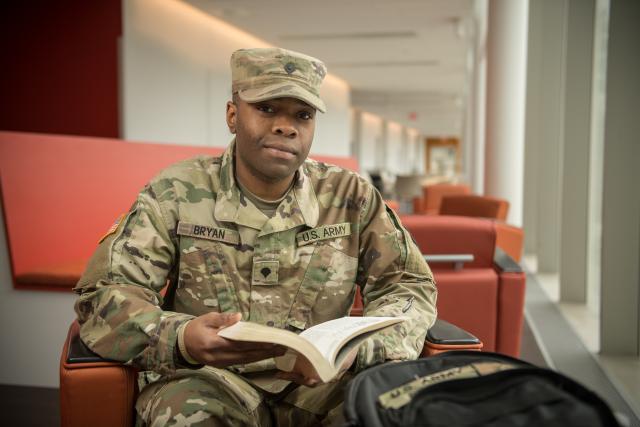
[1,131,525,353]
[1,132,525,349]
[401,181,524,263]
[2,131,526,425]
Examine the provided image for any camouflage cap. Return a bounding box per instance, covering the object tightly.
[231,47,328,113]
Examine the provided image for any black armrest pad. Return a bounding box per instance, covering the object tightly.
[426,319,481,346]
[493,247,523,273]
[66,332,119,364]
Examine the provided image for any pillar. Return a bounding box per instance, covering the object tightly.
[600,0,640,356]
[484,0,529,227]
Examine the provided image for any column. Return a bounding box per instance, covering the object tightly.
[523,0,568,271]
[559,0,597,303]
[484,0,529,227]
[600,1,640,356]
[522,0,543,256]
[350,109,362,161]
[471,0,488,195]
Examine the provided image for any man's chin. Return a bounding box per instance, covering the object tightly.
[257,164,299,183]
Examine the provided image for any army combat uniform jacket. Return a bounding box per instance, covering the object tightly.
[74,141,437,381]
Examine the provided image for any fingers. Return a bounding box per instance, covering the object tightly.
[184,312,288,369]
[214,337,286,353]
[205,348,286,368]
[203,312,242,328]
[276,371,321,387]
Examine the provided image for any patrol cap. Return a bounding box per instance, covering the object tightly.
[231,47,327,113]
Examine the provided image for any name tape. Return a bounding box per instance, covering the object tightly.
[177,221,240,245]
[296,223,351,246]
[377,362,517,410]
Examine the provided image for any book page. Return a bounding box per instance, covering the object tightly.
[299,316,401,366]
[332,328,379,369]
[219,321,336,381]
[219,317,403,382]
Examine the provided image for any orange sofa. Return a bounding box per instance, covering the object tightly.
[0,131,359,291]
[400,215,526,357]
[415,183,471,215]
[439,194,510,221]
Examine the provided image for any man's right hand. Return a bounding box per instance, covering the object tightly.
[183,312,286,367]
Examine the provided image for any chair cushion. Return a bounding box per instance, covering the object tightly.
[422,183,471,214]
[439,194,509,221]
[401,215,497,268]
[432,268,498,352]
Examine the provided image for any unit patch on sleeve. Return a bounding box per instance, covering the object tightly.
[296,223,351,246]
[177,221,240,245]
[98,213,126,244]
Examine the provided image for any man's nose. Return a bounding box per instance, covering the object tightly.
[272,116,298,138]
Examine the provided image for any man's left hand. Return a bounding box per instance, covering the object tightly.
[275,349,357,387]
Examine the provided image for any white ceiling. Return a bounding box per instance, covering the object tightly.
[183,0,475,135]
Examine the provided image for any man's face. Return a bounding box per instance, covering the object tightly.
[226,96,316,184]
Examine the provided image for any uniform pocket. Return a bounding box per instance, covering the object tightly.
[174,237,220,315]
[201,242,241,313]
[286,244,358,331]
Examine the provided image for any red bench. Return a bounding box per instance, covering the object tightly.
[0,131,359,291]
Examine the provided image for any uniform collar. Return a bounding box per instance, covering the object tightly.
[214,139,319,233]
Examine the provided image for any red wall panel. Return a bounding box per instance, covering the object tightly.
[0,1,122,137]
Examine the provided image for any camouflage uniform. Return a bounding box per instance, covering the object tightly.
[74,48,437,427]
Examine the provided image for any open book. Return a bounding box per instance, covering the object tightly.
[218,316,405,383]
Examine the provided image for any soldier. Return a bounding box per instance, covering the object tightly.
[74,47,437,426]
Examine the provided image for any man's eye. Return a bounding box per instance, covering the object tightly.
[257,104,274,113]
[298,111,314,120]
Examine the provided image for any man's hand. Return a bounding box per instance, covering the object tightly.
[276,348,357,387]
[183,312,286,367]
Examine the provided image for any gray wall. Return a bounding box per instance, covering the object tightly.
[0,200,76,388]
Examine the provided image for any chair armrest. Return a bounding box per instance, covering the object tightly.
[421,319,483,357]
[424,254,474,270]
[493,247,523,273]
[64,320,128,367]
[60,321,138,427]
[66,326,118,364]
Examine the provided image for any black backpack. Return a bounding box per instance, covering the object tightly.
[343,351,621,427]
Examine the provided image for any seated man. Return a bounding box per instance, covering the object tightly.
[74,47,437,426]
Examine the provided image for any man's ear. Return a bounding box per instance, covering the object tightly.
[226,101,237,134]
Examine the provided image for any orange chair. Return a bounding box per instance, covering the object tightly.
[400,214,526,357]
[417,183,471,215]
[385,199,400,213]
[495,222,524,263]
[439,194,509,221]
[60,321,139,427]
[60,318,480,427]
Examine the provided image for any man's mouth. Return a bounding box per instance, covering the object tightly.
[263,143,296,160]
